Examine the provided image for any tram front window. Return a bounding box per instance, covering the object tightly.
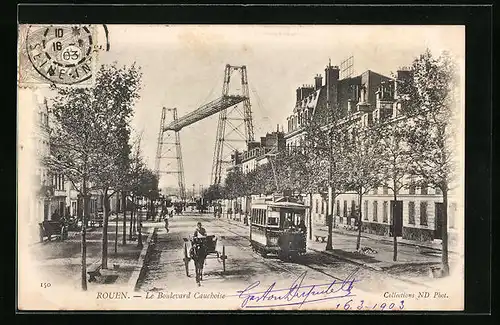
[281,210,305,229]
[267,216,279,226]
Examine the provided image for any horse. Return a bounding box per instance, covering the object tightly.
[189,237,209,286]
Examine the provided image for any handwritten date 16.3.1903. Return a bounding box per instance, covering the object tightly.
[340,299,405,311]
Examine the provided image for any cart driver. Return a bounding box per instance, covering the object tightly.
[193,222,207,238]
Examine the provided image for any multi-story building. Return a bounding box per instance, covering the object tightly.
[286,61,391,150]
[224,129,286,218]
[24,93,52,241]
[285,60,460,243]
[228,129,286,175]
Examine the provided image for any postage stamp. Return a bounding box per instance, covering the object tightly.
[17,24,466,311]
[18,24,107,88]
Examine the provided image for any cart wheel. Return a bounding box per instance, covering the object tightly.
[183,243,190,277]
[222,246,226,273]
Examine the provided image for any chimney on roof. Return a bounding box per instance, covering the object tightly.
[314,74,323,90]
[325,64,340,88]
[296,87,302,103]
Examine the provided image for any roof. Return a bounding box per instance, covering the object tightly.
[294,88,321,114]
[252,196,309,209]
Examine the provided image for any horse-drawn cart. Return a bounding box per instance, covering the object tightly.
[182,235,227,285]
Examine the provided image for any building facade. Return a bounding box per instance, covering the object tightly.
[228,129,286,176]
[286,61,459,243]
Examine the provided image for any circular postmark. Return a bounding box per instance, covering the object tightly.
[25,25,95,85]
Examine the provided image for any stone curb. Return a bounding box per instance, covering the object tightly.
[316,227,460,254]
[310,247,438,287]
[128,227,158,291]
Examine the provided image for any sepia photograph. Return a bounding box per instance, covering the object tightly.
[17,24,465,311]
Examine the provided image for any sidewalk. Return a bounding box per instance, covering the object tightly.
[321,225,458,253]
[307,230,443,272]
[28,221,153,290]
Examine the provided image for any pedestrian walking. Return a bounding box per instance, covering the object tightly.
[164,215,169,233]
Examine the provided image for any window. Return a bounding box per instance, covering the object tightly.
[321,200,325,214]
[383,185,389,195]
[315,200,319,213]
[268,216,278,226]
[373,201,378,222]
[336,200,340,216]
[408,184,416,195]
[435,187,442,195]
[408,202,415,224]
[373,187,378,195]
[421,184,428,195]
[343,200,348,218]
[420,201,428,225]
[364,201,368,221]
[383,201,388,223]
[351,200,356,217]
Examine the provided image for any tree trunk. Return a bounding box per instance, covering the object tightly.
[356,191,363,251]
[442,188,450,276]
[308,192,313,241]
[81,179,88,291]
[128,195,134,241]
[137,196,143,249]
[114,191,119,254]
[122,192,127,245]
[101,191,110,269]
[393,187,398,262]
[132,197,137,235]
[326,187,334,251]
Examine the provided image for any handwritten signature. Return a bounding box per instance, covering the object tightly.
[233,269,361,308]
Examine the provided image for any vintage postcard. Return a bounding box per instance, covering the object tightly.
[17,24,465,311]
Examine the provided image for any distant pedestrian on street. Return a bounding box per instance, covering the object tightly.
[164,215,169,233]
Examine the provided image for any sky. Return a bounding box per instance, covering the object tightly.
[94,25,464,190]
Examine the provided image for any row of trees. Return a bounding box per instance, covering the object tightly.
[44,63,160,290]
[206,49,459,276]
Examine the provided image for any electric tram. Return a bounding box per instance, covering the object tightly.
[249,195,308,261]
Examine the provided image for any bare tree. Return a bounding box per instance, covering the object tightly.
[303,107,348,251]
[343,126,385,251]
[86,63,142,270]
[373,118,412,261]
[128,137,146,247]
[44,61,140,287]
[399,49,460,276]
